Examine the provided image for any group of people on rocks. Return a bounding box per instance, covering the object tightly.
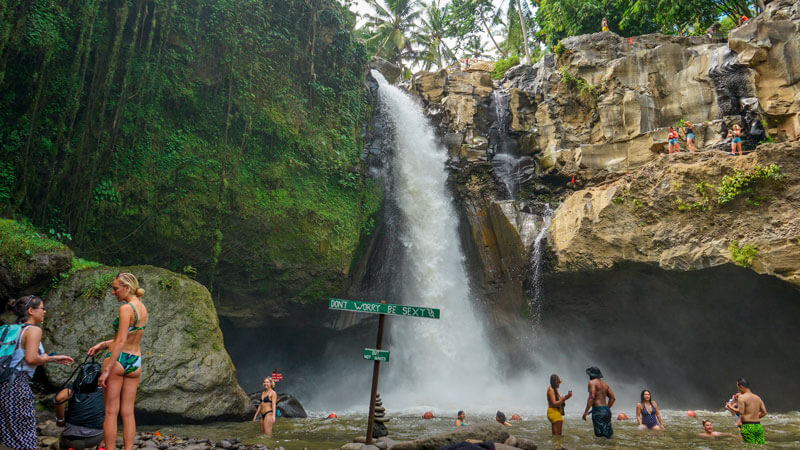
[0,273,148,450]
[667,122,745,155]
[455,366,768,444]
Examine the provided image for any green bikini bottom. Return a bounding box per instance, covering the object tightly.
[105,351,142,375]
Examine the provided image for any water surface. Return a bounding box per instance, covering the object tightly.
[142,410,800,449]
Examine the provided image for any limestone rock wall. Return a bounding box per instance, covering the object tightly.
[550,142,800,287]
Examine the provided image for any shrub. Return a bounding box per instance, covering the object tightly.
[728,241,758,268]
[559,66,597,99]
[491,55,521,80]
[717,164,782,205]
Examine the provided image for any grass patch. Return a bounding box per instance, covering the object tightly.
[728,241,758,268]
[559,66,597,100]
[717,164,781,205]
[491,55,520,80]
[0,219,67,284]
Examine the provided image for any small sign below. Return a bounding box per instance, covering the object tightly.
[363,348,390,362]
[271,370,283,382]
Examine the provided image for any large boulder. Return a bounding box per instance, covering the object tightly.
[42,265,250,422]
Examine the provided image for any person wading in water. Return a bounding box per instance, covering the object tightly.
[725,378,767,444]
[546,374,573,435]
[581,366,615,438]
[253,377,278,436]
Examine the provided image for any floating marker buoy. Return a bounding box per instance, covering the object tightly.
[423,411,434,419]
[686,410,697,418]
[617,413,628,421]
[511,414,522,421]
[327,413,337,419]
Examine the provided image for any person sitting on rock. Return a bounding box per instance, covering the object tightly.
[253,377,278,436]
[495,410,512,426]
[738,15,749,26]
[455,410,468,426]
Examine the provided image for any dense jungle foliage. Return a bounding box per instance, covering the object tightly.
[0,0,381,306]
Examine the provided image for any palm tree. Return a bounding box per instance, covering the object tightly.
[362,0,423,67]
[415,1,458,71]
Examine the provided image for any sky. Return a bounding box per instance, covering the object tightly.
[344,0,515,60]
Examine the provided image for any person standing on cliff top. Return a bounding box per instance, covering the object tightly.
[582,366,615,438]
[601,17,609,32]
[725,378,767,444]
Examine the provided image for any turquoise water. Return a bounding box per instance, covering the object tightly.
[141,410,800,449]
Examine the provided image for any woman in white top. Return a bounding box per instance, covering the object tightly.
[0,295,73,449]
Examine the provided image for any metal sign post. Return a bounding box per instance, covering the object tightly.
[329,298,440,444]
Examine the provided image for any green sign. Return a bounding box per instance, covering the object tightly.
[363,348,390,362]
[328,299,440,319]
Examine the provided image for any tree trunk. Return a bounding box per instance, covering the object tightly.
[515,0,531,63]
[480,13,506,58]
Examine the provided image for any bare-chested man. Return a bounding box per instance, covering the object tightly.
[581,366,615,438]
[699,420,735,439]
[724,378,767,444]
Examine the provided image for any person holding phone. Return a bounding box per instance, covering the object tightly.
[547,374,573,435]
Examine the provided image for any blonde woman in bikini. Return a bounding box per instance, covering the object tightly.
[88,272,148,450]
[253,377,278,436]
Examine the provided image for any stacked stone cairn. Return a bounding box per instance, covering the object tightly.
[372,393,389,438]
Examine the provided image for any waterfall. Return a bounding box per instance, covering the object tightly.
[488,89,535,200]
[370,71,503,411]
[527,203,553,324]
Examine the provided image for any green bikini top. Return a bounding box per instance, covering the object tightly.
[112,302,147,333]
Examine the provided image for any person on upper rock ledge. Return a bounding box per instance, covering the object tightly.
[728,124,743,156]
[601,17,609,32]
[668,127,680,154]
[682,121,696,152]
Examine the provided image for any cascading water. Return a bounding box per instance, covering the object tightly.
[526,204,553,325]
[488,89,535,200]
[370,70,503,411]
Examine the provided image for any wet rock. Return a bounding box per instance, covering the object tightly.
[341,444,365,450]
[369,57,402,85]
[217,440,232,448]
[39,436,59,449]
[388,423,511,450]
[513,437,537,450]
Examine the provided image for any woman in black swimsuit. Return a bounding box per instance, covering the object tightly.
[252,377,277,436]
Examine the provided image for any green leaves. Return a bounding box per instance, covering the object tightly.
[717,164,782,206]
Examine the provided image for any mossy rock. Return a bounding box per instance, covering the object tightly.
[0,219,73,301]
[42,265,250,422]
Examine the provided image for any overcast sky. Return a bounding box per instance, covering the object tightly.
[344,0,514,59]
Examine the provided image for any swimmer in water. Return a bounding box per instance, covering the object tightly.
[455,410,468,427]
[699,419,735,438]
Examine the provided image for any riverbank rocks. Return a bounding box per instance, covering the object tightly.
[387,423,512,450]
[42,265,250,422]
[550,142,800,287]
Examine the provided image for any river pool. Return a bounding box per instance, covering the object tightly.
[141,409,800,449]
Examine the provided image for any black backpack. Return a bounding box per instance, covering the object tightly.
[56,356,102,403]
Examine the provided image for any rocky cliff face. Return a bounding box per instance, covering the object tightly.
[402,0,800,322]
